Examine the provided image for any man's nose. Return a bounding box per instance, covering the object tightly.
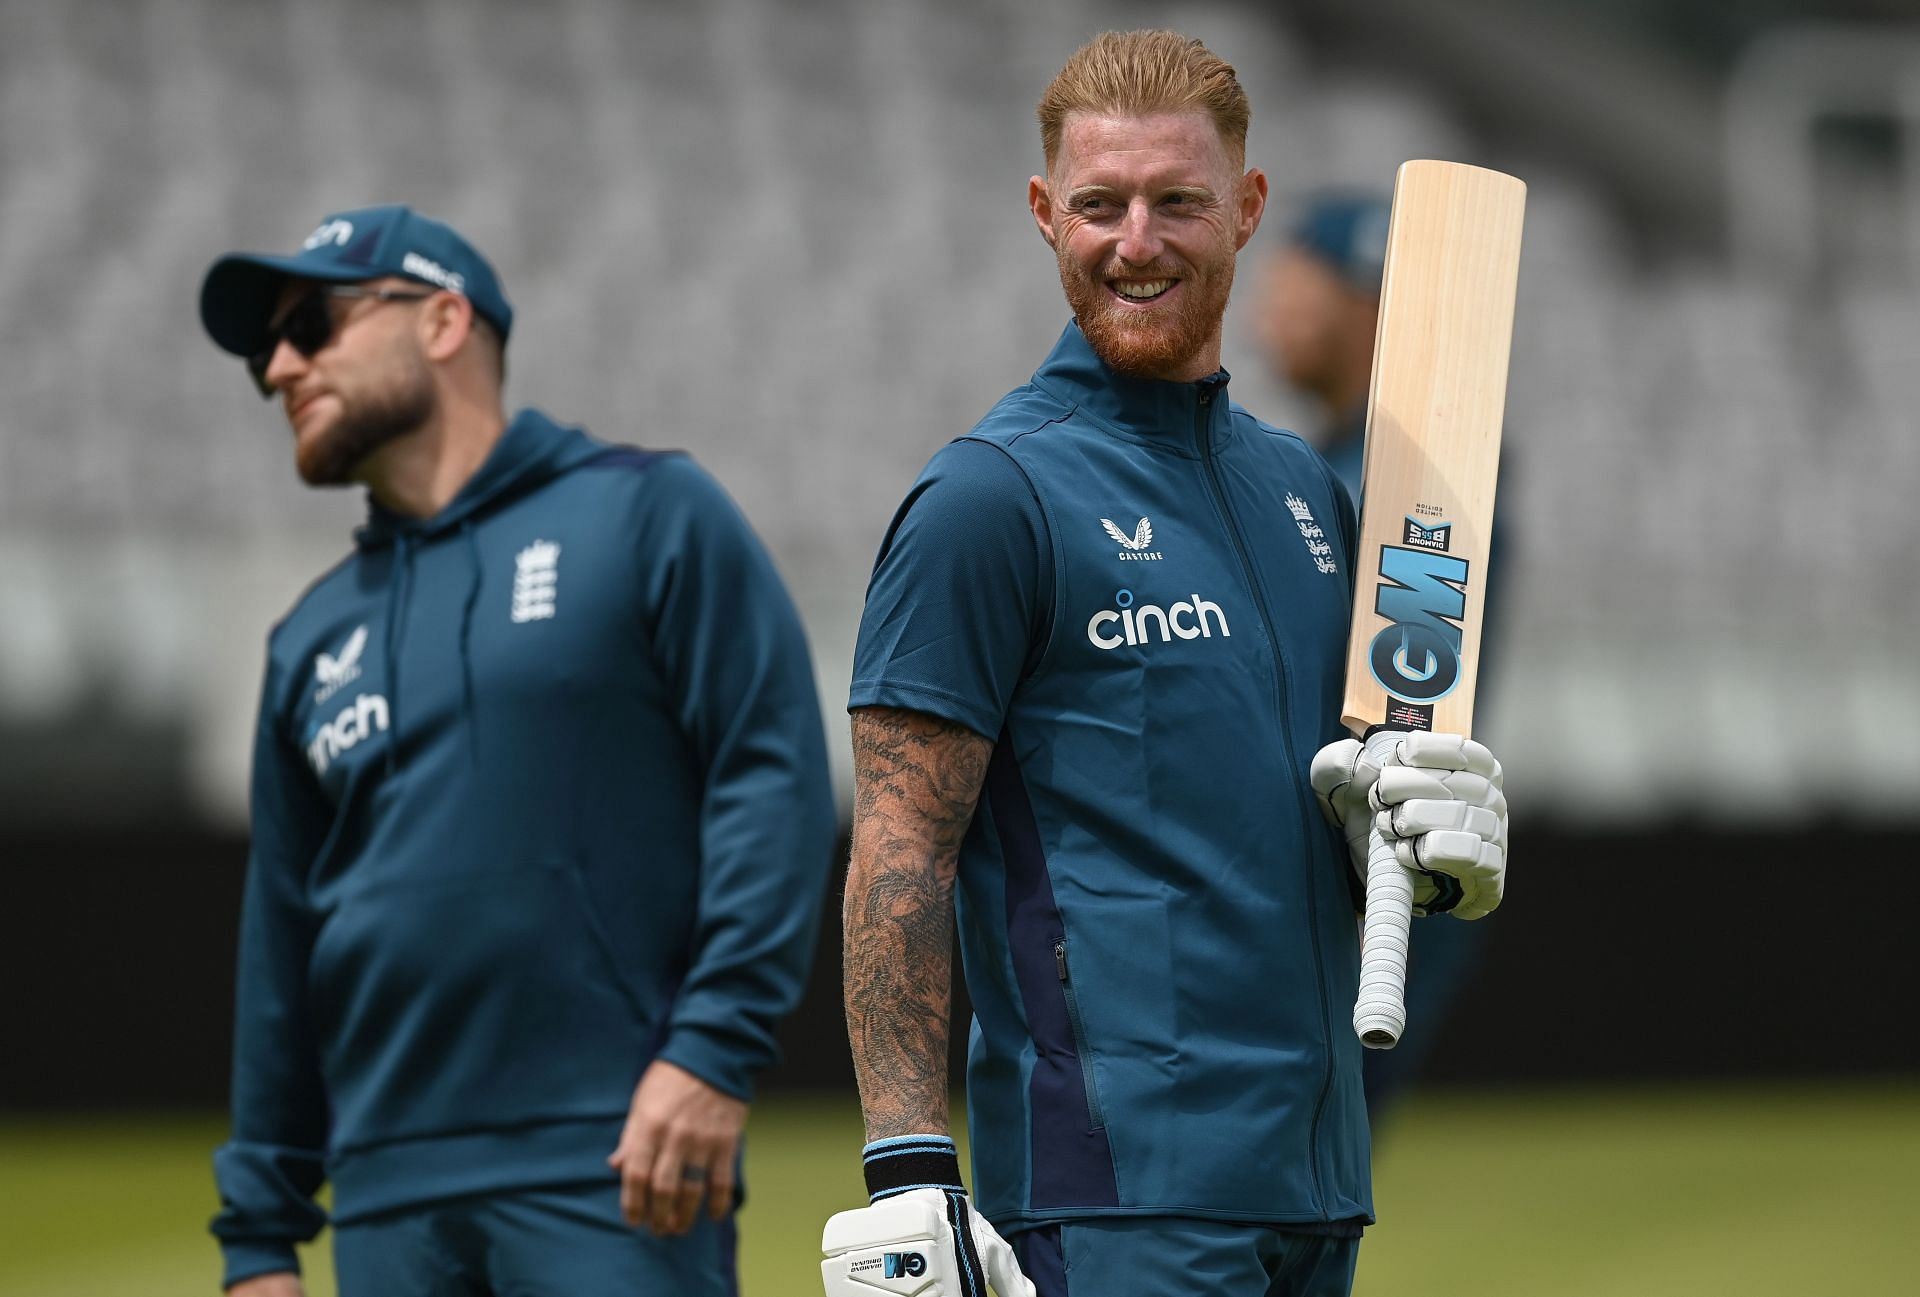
[1115,197,1165,266]
[262,338,310,394]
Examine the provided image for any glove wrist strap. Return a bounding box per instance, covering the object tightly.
[862,1134,965,1203]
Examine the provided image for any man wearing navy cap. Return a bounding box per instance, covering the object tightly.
[1256,193,1504,1118]
[202,205,836,1295]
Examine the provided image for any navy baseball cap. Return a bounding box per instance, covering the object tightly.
[200,204,513,358]
[1289,193,1391,295]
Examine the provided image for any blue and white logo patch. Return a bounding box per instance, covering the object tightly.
[1100,515,1164,561]
[1284,494,1338,575]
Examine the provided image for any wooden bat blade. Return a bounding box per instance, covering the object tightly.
[1341,160,1525,741]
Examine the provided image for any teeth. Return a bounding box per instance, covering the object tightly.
[1114,279,1173,299]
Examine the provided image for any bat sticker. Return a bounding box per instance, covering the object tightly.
[1400,517,1453,552]
[1367,542,1469,705]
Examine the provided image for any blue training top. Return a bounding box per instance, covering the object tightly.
[212,410,836,1286]
[852,322,1374,1232]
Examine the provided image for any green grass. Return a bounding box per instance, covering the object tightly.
[2,1082,1915,1295]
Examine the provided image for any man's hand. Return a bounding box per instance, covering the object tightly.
[607,1059,748,1235]
[822,1190,1034,1297]
[1312,732,1509,919]
[1309,736,1386,875]
[226,1274,304,1297]
[1372,731,1507,920]
[823,1136,1034,1297]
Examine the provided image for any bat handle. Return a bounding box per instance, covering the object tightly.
[1353,728,1415,1049]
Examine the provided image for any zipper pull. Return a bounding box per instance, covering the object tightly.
[1054,941,1068,981]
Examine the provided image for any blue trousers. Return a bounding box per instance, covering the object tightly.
[332,1182,737,1297]
[1010,1218,1359,1297]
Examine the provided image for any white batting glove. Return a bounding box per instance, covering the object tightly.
[822,1137,1034,1297]
[1371,731,1508,921]
[1309,736,1385,879]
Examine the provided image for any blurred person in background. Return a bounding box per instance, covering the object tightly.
[197,205,835,1297]
[822,32,1510,1297]
[1256,193,1505,1118]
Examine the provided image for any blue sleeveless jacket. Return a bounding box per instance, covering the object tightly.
[852,322,1372,1230]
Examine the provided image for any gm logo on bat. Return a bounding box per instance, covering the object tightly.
[1368,516,1468,704]
[883,1252,927,1279]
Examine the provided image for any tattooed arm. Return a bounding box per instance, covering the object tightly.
[844,706,995,1142]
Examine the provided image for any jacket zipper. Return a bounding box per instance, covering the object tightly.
[1193,385,1336,1216]
[1053,939,1107,1131]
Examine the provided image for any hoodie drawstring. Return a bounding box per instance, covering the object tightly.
[459,521,483,766]
[382,533,413,778]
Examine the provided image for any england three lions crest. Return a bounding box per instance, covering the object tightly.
[512,539,561,623]
[1284,494,1338,576]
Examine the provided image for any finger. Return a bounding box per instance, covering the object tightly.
[1413,828,1489,874]
[1373,765,1504,811]
[1441,770,1503,811]
[1371,764,1452,808]
[619,1159,637,1228]
[1390,800,1501,841]
[618,1147,653,1227]
[706,1146,737,1221]
[1309,738,1367,801]
[1392,731,1496,777]
[608,1100,652,1223]
[1450,843,1506,920]
[648,1143,690,1236]
[669,1156,709,1233]
[1412,834,1503,915]
[1423,769,1502,810]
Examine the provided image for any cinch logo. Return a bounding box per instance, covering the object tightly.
[305,693,390,776]
[1367,544,1468,704]
[303,219,353,250]
[1086,589,1230,650]
[402,251,466,293]
[883,1253,927,1279]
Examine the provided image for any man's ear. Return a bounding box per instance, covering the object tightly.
[1028,175,1058,249]
[420,291,474,363]
[1235,167,1270,251]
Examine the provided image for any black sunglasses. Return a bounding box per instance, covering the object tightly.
[248,284,435,397]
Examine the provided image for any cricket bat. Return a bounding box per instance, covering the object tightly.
[1344,160,1525,1049]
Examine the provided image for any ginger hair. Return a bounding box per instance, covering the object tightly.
[1037,30,1251,171]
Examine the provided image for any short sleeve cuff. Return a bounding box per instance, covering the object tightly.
[848,680,1001,742]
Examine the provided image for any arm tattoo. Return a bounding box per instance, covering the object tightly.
[844,706,993,1142]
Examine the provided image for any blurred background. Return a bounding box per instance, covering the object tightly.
[1,0,1915,1293]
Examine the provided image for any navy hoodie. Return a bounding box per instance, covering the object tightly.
[212,409,835,1285]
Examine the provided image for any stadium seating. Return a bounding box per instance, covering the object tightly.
[0,0,1911,823]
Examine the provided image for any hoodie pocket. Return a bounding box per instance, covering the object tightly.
[307,859,659,1145]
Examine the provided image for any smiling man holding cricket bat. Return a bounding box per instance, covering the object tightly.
[824,30,1517,1297]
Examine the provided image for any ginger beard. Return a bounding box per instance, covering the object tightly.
[1056,227,1238,380]
[292,349,436,487]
